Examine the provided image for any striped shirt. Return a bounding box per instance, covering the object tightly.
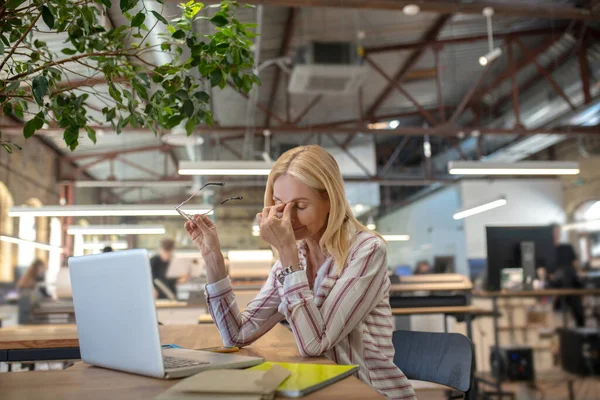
[205,231,416,399]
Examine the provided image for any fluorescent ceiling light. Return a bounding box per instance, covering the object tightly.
[70,181,191,188]
[0,235,63,252]
[453,197,507,220]
[179,161,274,176]
[9,205,211,217]
[67,225,166,235]
[382,235,410,242]
[227,250,273,262]
[81,241,129,250]
[448,161,580,176]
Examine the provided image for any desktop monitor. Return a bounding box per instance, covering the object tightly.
[485,226,555,291]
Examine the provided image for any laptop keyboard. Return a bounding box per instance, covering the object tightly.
[163,355,210,369]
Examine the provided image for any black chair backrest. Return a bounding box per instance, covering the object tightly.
[392,330,474,393]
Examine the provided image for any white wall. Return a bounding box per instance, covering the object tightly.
[460,179,565,258]
[377,185,468,274]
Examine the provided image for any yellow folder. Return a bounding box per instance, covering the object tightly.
[249,362,359,398]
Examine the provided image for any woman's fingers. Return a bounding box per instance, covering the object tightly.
[193,214,211,233]
[283,202,293,221]
[268,203,284,219]
[256,213,262,224]
[200,214,215,228]
[262,207,269,225]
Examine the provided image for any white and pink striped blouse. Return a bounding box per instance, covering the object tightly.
[205,231,416,399]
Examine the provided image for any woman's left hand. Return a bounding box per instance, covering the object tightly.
[257,203,295,252]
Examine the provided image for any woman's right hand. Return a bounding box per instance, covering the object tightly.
[185,214,222,257]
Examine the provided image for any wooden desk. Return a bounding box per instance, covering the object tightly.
[390,281,472,293]
[0,324,383,399]
[474,288,600,298]
[391,305,495,317]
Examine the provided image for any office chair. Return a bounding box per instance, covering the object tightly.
[392,330,475,400]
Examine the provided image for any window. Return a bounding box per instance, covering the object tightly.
[17,215,36,267]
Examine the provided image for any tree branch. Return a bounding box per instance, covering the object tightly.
[0,13,42,72]
[7,51,123,81]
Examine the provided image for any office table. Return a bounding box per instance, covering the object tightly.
[0,323,383,399]
[473,288,600,398]
[0,324,80,363]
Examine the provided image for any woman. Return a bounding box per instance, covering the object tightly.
[16,259,47,290]
[185,145,415,399]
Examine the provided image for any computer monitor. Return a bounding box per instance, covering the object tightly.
[485,226,555,291]
[166,254,204,279]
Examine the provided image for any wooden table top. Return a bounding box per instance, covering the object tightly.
[0,325,79,350]
[0,324,383,399]
[197,305,497,323]
[391,305,496,316]
[473,288,600,298]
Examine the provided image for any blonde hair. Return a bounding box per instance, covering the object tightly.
[264,145,377,274]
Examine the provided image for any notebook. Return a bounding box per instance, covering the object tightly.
[249,362,359,398]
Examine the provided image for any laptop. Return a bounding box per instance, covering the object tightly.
[69,249,264,379]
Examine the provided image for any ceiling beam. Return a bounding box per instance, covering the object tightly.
[65,144,171,161]
[491,36,579,114]
[364,56,437,125]
[365,14,451,119]
[448,55,496,124]
[244,0,600,20]
[292,95,322,125]
[227,81,287,126]
[265,7,296,128]
[9,124,599,137]
[365,27,567,53]
[514,37,576,110]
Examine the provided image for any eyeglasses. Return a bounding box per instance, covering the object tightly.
[175,182,243,224]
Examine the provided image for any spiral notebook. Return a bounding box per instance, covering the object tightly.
[249,362,359,398]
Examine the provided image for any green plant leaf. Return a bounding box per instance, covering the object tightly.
[181,100,193,117]
[210,68,223,87]
[84,126,96,144]
[193,91,210,103]
[185,117,196,135]
[209,13,228,27]
[131,12,145,27]
[99,0,112,8]
[166,115,184,129]
[32,75,48,105]
[136,72,151,87]
[61,48,77,55]
[41,6,55,29]
[5,0,26,10]
[23,113,44,139]
[172,30,185,39]
[108,83,122,103]
[151,10,168,25]
[175,89,188,100]
[1,143,13,154]
[119,0,135,13]
[5,81,20,92]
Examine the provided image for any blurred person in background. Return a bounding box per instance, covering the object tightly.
[414,260,432,275]
[16,259,47,290]
[150,239,178,299]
